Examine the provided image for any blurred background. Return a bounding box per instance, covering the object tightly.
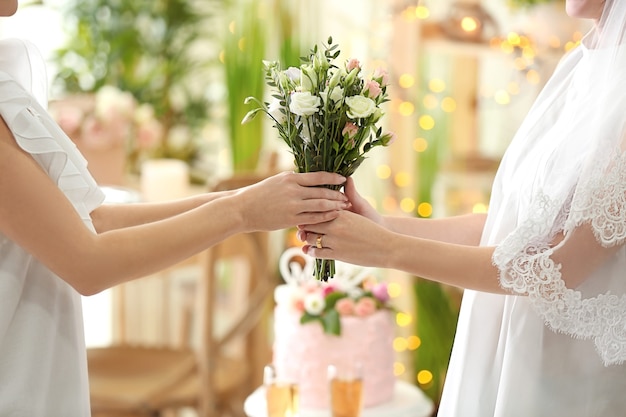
[0,0,590,415]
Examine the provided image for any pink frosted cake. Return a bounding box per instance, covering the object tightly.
[271,248,396,410]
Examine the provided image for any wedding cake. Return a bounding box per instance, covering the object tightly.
[271,247,396,410]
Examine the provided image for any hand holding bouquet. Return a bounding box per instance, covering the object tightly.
[243,37,395,281]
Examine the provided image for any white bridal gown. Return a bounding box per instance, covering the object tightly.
[438,34,626,417]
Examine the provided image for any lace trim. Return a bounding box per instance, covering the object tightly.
[494,151,626,365]
[566,150,626,247]
[496,242,626,365]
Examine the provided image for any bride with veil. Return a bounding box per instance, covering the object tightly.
[300,0,626,415]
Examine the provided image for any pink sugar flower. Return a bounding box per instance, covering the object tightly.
[302,280,320,294]
[335,298,355,316]
[346,58,361,72]
[363,79,382,99]
[322,284,337,297]
[292,298,305,313]
[354,297,377,317]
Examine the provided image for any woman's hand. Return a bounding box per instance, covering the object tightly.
[299,209,392,268]
[344,176,384,225]
[235,171,349,232]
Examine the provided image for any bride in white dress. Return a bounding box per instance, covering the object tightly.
[300,0,626,415]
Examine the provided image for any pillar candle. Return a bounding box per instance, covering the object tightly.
[140,158,190,202]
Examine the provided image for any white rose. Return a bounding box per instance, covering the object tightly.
[303,292,326,316]
[268,97,287,124]
[289,92,321,116]
[345,95,376,119]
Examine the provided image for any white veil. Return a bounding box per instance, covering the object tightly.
[490,0,626,366]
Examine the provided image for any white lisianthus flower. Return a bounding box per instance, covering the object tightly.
[300,64,318,92]
[345,95,376,119]
[303,292,326,315]
[320,85,344,107]
[289,92,321,116]
[268,97,287,124]
[299,120,313,143]
[284,66,301,83]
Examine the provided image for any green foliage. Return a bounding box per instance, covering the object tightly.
[507,0,558,8]
[413,279,460,408]
[222,0,267,173]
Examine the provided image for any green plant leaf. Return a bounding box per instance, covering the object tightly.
[322,309,341,336]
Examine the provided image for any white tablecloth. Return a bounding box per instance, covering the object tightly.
[243,380,434,417]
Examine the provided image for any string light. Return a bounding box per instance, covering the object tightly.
[400,198,416,213]
[417,370,434,386]
[394,172,411,188]
[415,5,430,20]
[376,164,392,179]
[396,312,413,327]
[407,335,422,350]
[394,362,406,376]
[393,337,409,352]
[417,202,433,218]
[412,137,428,152]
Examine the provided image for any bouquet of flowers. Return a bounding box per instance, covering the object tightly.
[243,36,395,281]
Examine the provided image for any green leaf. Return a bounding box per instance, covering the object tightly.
[322,309,341,336]
[324,291,348,309]
[300,313,320,325]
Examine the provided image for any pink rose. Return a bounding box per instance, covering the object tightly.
[372,283,390,303]
[346,58,361,72]
[342,122,358,139]
[363,80,382,99]
[354,297,377,317]
[373,68,390,87]
[335,298,355,316]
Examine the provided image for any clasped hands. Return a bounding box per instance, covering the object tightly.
[297,176,388,269]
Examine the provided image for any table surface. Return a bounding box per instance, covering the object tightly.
[243,380,434,417]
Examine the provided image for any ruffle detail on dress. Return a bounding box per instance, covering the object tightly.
[0,72,104,223]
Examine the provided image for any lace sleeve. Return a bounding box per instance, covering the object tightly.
[493,149,626,366]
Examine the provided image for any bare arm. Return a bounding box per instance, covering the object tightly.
[302,210,501,293]
[91,191,234,233]
[382,213,487,246]
[0,119,348,295]
[336,176,487,245]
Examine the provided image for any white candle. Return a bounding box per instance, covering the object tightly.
[140,159,190,202]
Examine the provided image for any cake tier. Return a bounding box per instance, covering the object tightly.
[272,305,395,409]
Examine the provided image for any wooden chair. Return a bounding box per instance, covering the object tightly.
[87,175,274,417]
